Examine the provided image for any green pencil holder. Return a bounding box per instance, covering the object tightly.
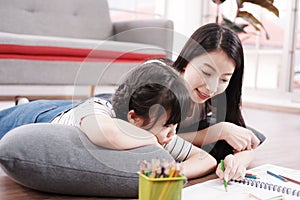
[138,172,185,200]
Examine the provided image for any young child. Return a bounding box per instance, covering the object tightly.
[0,61,217,179]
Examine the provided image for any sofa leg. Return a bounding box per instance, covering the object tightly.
[89,85,95,97]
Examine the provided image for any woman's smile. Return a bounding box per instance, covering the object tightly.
[195,88,210,101]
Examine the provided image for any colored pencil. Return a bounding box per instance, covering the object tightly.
[249,193,262,200]
[267,171,287,182]
[221,160,228,192]
[279,174,300,185]
[245,174,258,179]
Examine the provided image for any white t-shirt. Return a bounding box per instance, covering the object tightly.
[51,97,114,126]
[51,97,192,162]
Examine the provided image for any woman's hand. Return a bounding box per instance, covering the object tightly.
[215,154,246,181]
[179,122,260,151]
[218,122,260,152]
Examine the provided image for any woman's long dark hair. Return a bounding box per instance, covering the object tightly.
[173,23,245,128]
[112,62,191,128]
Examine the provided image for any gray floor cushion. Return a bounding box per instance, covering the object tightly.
[0,123,173,197]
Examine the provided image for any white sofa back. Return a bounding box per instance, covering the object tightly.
[0,0,113,40]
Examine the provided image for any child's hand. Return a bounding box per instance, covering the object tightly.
[215,154,246,181]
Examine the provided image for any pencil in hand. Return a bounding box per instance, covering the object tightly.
[221,160,228,192]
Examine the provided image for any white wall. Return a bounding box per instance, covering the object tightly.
[164,0,208,59]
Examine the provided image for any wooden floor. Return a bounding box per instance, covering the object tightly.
[0,107,299,199]
[242,107,300,170]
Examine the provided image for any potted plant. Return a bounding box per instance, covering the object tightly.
[212,0,279,39]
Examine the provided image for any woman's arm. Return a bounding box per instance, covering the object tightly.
[178,122,260,152]
[180,145,217,179]
[80,114,161,150]
[215,150,254,181]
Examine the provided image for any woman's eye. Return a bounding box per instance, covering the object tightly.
[220,79,229,83]
[201,71,211,76]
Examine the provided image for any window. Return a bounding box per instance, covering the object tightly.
[293,2,300,93]
[108,0,300,102]
[108,0,165,21]
[202,0,300,105]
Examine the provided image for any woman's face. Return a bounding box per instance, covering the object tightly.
[182,50,235,104]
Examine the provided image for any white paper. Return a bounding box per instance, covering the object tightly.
[182,164,300,200]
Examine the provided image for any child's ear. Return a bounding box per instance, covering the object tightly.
[127,110,144,127]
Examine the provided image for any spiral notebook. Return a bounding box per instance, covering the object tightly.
[182,164,300,200]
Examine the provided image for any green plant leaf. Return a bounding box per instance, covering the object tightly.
[239,0,279,17]
[237,11,270,39]
[221,15,248,33]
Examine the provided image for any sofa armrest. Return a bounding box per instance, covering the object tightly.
[113,19,174,58]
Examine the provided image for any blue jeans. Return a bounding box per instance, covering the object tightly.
[0,100,75,139]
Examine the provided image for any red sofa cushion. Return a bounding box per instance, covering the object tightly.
[0,44,166,63]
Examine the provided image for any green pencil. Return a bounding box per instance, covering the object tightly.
[221,160,228,192]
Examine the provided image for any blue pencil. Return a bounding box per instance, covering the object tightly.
[245,174,258,179]
[267,171,287,182]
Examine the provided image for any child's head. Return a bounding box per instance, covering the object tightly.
[112,61,191,145]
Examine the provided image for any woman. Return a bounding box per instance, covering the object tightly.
[169,23,265,181]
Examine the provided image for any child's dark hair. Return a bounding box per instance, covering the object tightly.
[112,61,191,127]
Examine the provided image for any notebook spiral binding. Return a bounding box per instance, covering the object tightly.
[234,179,300,197]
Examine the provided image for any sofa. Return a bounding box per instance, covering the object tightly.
[0,0,173,96]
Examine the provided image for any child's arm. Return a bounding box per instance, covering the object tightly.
[215,150,254,181]
[164,136,217,179]
[79,114,161,150]
[180,145,217,179]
